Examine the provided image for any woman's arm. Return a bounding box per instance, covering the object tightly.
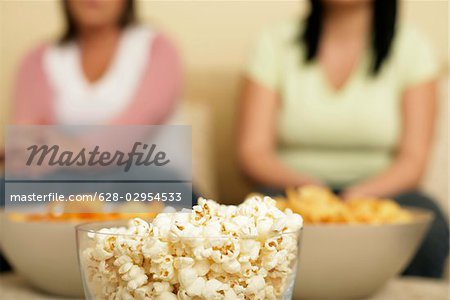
[343,79,438,199]
[110,34,182,125]
[238,78,322,189]
[13,45,54,125]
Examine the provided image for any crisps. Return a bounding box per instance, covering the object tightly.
[275,186,413,224]
[9,200,165,222]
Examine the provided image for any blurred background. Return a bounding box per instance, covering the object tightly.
[0,0,448,210]
[0,1,448,299]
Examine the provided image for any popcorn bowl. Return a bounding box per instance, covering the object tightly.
[76,217,302,300]
[293,208,433,299]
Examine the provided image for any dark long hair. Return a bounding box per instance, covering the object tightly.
[302,0,397,75]
[60,0,136,44]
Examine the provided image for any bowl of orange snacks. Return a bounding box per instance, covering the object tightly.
[273,186,432,300]
[1,200,165,297]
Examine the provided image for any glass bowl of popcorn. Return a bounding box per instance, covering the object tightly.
[76,197,303,300]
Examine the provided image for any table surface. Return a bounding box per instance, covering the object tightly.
[0,273,448,300]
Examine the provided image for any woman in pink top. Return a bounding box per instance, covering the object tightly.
[0,0,186,272]
[13,0,181,125]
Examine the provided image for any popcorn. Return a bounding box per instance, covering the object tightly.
[202,279,226,299]
[246,275,266,295]
[193,260,210,277]
[157,291,178,300]
[142,238,169,260]
[222,258,241,274]
[80,196,302,299]
[173,257,194,270]
[153,282,173,294]
[121,265,148,290]
[92,244,113,260]
[185,277,206,296]
[239,239,261,262]
[128,218,151,235]
[178,268,198,288]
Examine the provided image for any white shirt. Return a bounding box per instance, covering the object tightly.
[43,26,155,125]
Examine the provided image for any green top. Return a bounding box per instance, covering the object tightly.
[246,19,439,188]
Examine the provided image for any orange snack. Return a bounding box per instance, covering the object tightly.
[275,186,413,225]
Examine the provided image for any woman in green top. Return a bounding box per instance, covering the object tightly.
[238,0,448,277]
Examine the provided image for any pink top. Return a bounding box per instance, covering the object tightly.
[13,32,182,125]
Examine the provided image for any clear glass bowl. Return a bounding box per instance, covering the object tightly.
[77,220,302,300]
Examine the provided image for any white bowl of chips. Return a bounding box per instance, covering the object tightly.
[294,209,431,299]
[1,214,85,296]
[0,202,164,297]
[278,186,433,299]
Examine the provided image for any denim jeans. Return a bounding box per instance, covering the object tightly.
[394,192,449,278]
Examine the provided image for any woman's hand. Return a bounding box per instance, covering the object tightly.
[343,79,438,200]
[238,78,323,189]
[341,185,379,201]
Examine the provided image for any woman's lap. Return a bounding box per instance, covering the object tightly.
[392,191,449,278]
